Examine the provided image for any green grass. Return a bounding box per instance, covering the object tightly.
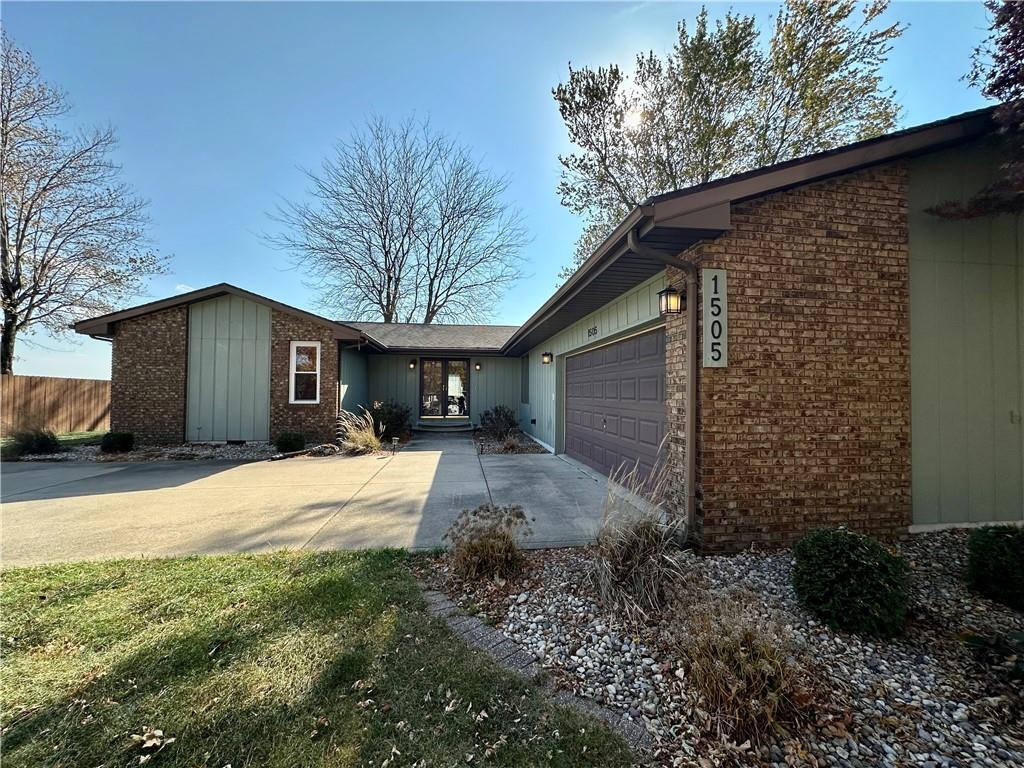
[0,551,634,768]
[0,430,104,451]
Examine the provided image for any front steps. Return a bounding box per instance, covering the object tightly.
[415,420,475,433]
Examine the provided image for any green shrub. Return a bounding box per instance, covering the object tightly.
[479,405,517,440]
[670,587,821,746]
[274,432,306,453]
[370,399,411,440]
[967,526,1024,610]
[445,503,531,580]
[792,527,909,638]
[100,432,134,453]
[336,408,382,454]
[6,427,62,457]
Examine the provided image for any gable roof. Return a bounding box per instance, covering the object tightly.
[501,106,998,355]
[347,321,518,353]
[73,283,363,340]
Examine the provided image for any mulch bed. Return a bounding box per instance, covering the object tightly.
[473,429,548,455]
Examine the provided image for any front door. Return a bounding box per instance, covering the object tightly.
[420,359,470,419]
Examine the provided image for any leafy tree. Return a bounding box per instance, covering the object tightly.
[553,0,904,281]
[269,117,526,324]
[0,34,164,373]
[929,0,1022,219]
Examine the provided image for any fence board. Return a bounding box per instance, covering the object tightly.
[1,375,110,434]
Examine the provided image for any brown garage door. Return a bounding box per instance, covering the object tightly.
[564,328,667,478]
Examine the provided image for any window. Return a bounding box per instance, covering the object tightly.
[289,341,320,404]
[520,355,529,404]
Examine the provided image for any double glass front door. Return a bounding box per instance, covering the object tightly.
[420,359,470,418]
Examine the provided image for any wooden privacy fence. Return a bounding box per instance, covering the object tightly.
[1,375,110,434]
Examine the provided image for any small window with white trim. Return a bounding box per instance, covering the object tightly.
[289,341,320,404]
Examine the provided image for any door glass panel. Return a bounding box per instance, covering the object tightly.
[421,360,443,417]
[447,360,469,417]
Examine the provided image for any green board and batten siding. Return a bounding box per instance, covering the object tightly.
[340,346,369,413]
[186,295,271,442]
[909,140,1024,525]
[365,355,521,424]
[522,273,667,450]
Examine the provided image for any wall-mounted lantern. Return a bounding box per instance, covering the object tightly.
[541,352,553,365]
[474,362,482,371]
[658,286,683,316]
[408,359,417,370]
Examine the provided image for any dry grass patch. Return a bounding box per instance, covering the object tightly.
[336,407,382,454]
[445,504,532,580]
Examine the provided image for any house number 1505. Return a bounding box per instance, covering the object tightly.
[702,268,728,368]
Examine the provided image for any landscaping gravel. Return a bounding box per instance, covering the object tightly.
[14,442,278,462]
[474,430,548,455]
[426,530,1024,767]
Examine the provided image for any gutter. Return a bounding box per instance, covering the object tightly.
[626,229,699,542]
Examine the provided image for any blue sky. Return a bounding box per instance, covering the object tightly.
[5,1,992,378]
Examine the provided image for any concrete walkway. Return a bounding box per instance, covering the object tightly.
[1,434,607,567]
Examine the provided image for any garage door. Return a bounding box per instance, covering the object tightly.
[565,328,667,478]
[186,295,271,442]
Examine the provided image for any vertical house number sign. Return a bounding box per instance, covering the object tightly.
[702,268,728,367]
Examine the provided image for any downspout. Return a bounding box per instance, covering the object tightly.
[627,229,699,541]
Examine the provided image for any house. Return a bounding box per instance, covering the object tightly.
[74,106,1023,550]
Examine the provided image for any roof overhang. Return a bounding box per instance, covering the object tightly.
[73,283,364,341]
[502,106,997,357]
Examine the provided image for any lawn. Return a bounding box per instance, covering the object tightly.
[0,550,634,767]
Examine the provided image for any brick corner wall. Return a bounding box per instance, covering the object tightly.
[269,310,338,445]
[665,163,912,553]
[110,306,188,444]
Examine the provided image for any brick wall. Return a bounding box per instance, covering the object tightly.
[110,306,188,444]
[269,310,338,445]
[665,163,912,552]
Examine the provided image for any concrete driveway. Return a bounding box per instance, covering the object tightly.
[1,434,607,567]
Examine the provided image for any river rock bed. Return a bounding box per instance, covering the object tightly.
[13,442,278,462]
[424,531,1023,767]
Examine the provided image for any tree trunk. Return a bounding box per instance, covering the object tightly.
[1,312,17,374]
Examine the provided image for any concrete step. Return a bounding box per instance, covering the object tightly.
[414,421,475,433]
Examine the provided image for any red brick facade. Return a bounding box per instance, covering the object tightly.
[269,310,338,445]
[110,306,188,444]
[665,163,912,552]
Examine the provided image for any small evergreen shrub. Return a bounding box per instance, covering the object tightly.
[6,427,62,457]
[479,405,517,440]
[100,432,134,453]
[336,408,382,454]
[274,432,306,453]
[967,526,1024,610]
[445,503,531,580]
[370,399,411,440]
[792,527,909,638]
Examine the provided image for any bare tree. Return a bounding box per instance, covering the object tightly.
[268,117,526,324]
[0,33,164,373]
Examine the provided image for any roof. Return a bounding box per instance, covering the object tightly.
[501,105,998,355]
[347,321,518,353]
[73,283,363,341]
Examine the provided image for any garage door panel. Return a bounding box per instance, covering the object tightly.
[565,328,667,478]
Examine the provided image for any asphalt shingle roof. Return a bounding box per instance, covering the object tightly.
[344,321,519,351]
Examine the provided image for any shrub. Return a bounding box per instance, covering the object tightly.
[479,405,517,440]
[502,435,520,453]
[274,432,306,453]
[100,432,134,453]
[592,461,683,621]
[670,588,821,746]
[370,399,411,440]
[792,527,910,638]
[5,427,62,457]
[967,526,1024,610]
[336,408,382,454]
[445,503,531,580]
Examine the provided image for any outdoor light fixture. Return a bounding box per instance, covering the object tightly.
[474,362,482,371]
[408,359,416,370]
[391,436,400,455]
[658,286,683,316]
[541,352,553,365]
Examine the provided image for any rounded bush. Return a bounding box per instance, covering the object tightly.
[369,399,411,440]
[792,528,909,638]
[100,431,134,453]
[274,432,306,453]
[967,526,1024,610]
[7,428,61,457]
